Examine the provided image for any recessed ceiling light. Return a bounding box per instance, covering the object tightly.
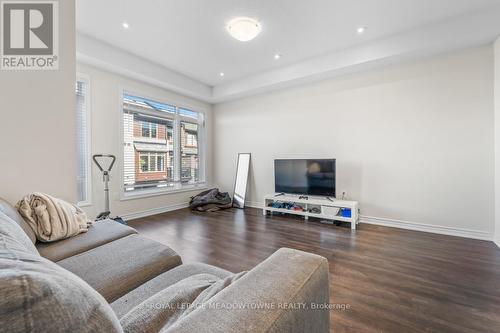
[219,72,225,77]
[227,17,261,42]
[274,53,281,60]
[357,26,367,34]
[122,22,130,29]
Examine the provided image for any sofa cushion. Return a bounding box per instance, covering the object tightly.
[111,263,232,318]
[0,212,38,255]
[119,271,246,333]
[120,274,220,333]
[179,271,247,320]
[57,234,182,302]
[0,197,36,244]
[164,248,330,333]
[37,219,137,261]
[0,219,122,333]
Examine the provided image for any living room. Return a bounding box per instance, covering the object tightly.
[1,0,500,332]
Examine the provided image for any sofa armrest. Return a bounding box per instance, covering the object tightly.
[167,248,330,333]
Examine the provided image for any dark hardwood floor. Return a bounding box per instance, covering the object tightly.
[128,207,500,333]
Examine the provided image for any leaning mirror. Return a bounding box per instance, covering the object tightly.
[232,153,251,209]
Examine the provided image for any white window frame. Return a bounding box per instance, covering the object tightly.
[119,88,207,200]
[76,73,92,207]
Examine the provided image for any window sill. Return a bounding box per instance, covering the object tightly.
[120,183,208,201]
[77,201,92,208]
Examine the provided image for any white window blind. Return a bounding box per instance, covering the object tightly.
[122,93,205,195]
[75,77,91,205]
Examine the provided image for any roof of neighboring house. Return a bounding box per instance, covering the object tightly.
[124,94,176,114]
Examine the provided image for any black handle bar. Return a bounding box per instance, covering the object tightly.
[93,154,116,172]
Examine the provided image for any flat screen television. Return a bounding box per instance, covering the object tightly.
[274,159,336,197]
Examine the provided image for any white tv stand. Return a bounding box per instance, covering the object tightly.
[263,193,359,230]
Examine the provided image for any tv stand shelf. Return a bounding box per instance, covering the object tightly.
[263,194,359,230]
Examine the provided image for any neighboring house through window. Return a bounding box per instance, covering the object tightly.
[122,93,206,195]
[180,119,200,183]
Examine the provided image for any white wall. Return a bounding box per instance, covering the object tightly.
[214,46,495,239]
[76,63,213,219]
[495,37,500,246]
[0,0,76,204]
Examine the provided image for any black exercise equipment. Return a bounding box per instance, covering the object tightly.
[92,154,126,225]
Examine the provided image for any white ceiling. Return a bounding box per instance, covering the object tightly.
[76,0,500,102]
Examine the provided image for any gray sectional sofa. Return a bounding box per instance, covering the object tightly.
[0,197,330,332]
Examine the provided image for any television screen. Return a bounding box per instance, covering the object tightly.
[274,159,336,197]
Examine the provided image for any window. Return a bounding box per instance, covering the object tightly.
[139,152,165,172]
[140,154,149,172]
[157,154,165,171]
[151,123,157,138]
[141,122,150,137]
[141,122,158,138]
[75,76,91,205]
[123,93,205,194]
[186,133,197,147]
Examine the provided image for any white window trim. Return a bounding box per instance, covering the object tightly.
[118,87,208,200]
[120,183,208,201]
[76,73,92,207]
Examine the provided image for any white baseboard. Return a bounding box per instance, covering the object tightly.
[360,216,492,241]
[121,202,189,221]
[121,200,493,241]
[245,201,263,209]
[245,200,493,241]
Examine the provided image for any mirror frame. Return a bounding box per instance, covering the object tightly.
[232,153,251,209]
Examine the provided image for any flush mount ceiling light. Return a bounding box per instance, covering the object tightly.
[227,17,261,42]
[274,53,281,60]
[357,26,367,34]
[122,21,130,29]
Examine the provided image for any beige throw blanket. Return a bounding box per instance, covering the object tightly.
[16,193,92,242]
